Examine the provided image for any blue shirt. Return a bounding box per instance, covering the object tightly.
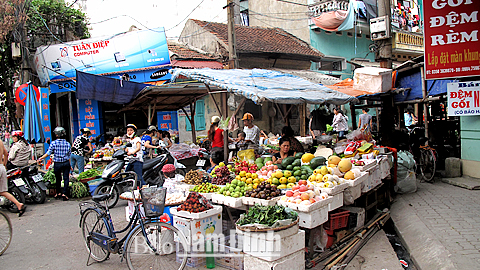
[404,113,413,127]
[141,134,153,156]
[45,139,71,162]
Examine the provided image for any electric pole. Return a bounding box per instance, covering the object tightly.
[227,0,238,69]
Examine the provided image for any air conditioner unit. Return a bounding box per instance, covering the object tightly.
[370,16,390,40]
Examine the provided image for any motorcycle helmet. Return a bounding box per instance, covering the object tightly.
[125,124,137,138]
[80,128,91,135]
[11,130,24,137]
[147,125,157,132]
[53,127,66,137]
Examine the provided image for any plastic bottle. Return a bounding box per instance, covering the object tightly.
[205,239,215,269]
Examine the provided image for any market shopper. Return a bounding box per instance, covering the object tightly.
[70,128,93,174]
[272,137,295,165]
[358,108,373,132]
[161,164,184,192]
[332,107,349,138]
[0,138,26,216]
[161,130,173,149]
[124,124,145,187]
[281,126,304,153]
[7,130,31,170]
[404,106,417,131]
[309,108,327,140]
[208,116,225,154]
[207,150,223,174]
[37,127,71,201]
[141,126,160,159]
[242,112,260,150]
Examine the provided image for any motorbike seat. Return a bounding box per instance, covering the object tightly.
[92,194,111,202]
[143,155,164,171]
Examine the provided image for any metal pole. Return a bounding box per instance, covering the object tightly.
[421,67,429,139]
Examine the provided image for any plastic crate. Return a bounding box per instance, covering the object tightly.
[324,210,350,230]
[140,186,167,217]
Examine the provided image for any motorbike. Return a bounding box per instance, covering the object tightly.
[196,150,211,170]
[93,142,185,208]
[7,165,47,204]
[1,169,28,213]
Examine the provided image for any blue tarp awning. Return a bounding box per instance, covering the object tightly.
[171,68,357,105]
[395,70,457,102]
[76,71,149,104]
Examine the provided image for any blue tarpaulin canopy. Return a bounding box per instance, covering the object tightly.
[394,70,457,102]
[23,83,45,143]
[170,68,357,105]
[76,71,149,104]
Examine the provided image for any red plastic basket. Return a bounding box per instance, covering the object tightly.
[324,210,350,230]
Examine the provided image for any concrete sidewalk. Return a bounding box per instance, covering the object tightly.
[391,179,480,270]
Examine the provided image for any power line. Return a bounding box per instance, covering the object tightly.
[165,0,206,31]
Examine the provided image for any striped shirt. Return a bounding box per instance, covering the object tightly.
[45,139,71,162]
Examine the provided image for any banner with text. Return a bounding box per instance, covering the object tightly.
[447,81,480,116]
[424,0,480,80]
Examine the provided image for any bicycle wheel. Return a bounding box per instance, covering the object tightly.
[80,208,110,262]
[420,148,436,182]
[125,221,188,270]
[0,211,12,255]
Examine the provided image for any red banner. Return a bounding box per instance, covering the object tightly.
[424,0,480,80]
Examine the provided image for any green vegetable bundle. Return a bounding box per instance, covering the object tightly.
[78,169,99,180]
[71,182,90,198]
[43,169,56,185]
[236,204,298,227]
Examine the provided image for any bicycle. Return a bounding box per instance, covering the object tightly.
[0,210,12,255]
[407,126,437,182]
[79,171,188,270]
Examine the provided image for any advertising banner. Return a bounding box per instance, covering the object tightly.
[34,28,171,85]
[78,99,102,135]
[40,87,51,162]
[424,0,480,80]
[447,81,480,116]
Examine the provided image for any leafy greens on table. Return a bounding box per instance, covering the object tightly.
[237,205,298,227]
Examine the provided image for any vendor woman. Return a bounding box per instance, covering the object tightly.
[272,137,295,165]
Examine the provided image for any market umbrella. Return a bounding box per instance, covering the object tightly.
[23,82,45,144]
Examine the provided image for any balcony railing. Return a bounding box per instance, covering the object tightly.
[308,0,349,18]
[392,31,424,53]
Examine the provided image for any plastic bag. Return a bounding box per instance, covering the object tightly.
[343,188,354,205]
[346,129,362,141]
[395,171,417,194]
[237,149,255,164]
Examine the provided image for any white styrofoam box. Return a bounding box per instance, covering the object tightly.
[320,182,349,195]
[244,249,305,270]
[346,184,362,200]
[353,67,392,93]
[242,196,280,207]
[175,241,206,268]
[297,205,329,229]
[378,156,391,179]
[341,206,365,230]
[277,195,333,212]
[351,159,377,171]
[170,205,222,220]
[236,223,299,240]
[362,164,380,193]
[241,230,305,262]
[176,184,195,192]
[328,192,344,211]
[199,192,214,200]
[344,171,369,187]
[173,208,222,245]
[212,194,244,208]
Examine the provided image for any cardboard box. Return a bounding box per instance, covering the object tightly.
[215,235,244,270]
[244,249,305,270]
[173,209,223,245]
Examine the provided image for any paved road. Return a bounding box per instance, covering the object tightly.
[395,181,480,269]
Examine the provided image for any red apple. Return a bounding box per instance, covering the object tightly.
[286,191,294,197]
[298,180,307,186]
[309,198,316,204]
[299,185,307,192]
[293,191,301,197]
[292,185,299,191]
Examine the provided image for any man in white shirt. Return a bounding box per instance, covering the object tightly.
[242,113,260,150]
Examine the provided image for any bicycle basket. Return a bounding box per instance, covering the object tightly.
[140,187,167,217]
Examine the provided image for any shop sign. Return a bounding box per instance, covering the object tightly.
[34,27,171,85]
[78,99,101,135]
[424,0,480,80]
[40,87,52,163]
[447,81,480,116]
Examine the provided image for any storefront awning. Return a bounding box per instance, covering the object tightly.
[76,71,150,104]
[170,68,357,105]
